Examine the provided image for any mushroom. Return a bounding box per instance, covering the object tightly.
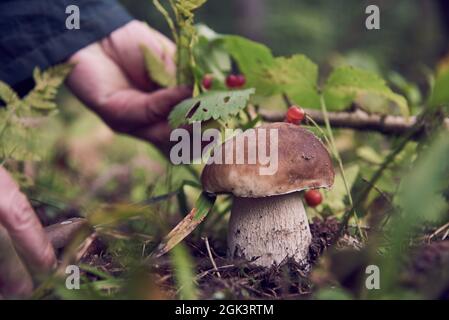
[44,218,90,250]
[201,122,334,267]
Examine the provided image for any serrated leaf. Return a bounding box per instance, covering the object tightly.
[195,27,231,83]
[0,64,70,162]
[222,35,274,92]
[34,64,72,89]
[25,97,57,110]
[323,67,409,116]
[0,118,42,161]
[169,88,255,127]
[223,36,320,108]
[141,45,176,87]
[0,81,20,105]
[24,64,72,112]
[176,0,207,12]
[267,55,320,108]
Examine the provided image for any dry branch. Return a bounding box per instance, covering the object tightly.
[260,108,449,136]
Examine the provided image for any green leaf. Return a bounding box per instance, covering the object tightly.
[0,65,70,163]
[323,67,409,116]
[356,146,384,165]
[153,192,216,257]
[222,35,274,90]
[194,27,231,83]
[25,98,57,110]
[324,164,359,212]
[223,36,320,107]
[389,72,422,108]
[169,88,255,127]
[176,0,207,12]
[396,134,449,223]
[24,64,72,112]
[0,81,19,106]
[267,55,320,108]
[0,117,44,162]
[315,287,353,300]
[379,133,449,293]
[429,65,449,110]
[170,243,198,300]
[141,45,176,87]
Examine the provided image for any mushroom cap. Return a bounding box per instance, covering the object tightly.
[201,122,335,197]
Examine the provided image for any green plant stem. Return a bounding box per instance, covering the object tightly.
[343,117,421,230]
[319,95,365,239]
[153,0,178,44]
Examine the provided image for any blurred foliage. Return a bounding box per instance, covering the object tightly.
[121,0,447,82]
[1,0,449,301]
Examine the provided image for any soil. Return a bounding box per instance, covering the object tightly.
[48,212,449,299]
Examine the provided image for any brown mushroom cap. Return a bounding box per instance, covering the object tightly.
[201,122,335,197]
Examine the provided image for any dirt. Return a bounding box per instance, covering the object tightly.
[149,217,342,299]
[49,212,449,300]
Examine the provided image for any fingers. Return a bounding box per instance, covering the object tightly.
[100,86,191,133]
[132,123,196,158]
[102,20,176,91]
[67,42,133,110]
[132,122,174,156]
[142,86,192,123]
[0,167,56,274]
[0,226,34,298]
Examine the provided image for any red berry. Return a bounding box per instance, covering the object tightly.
[202,74,213,90]
[286,106,305,125]
[236,74,246,87]
[226,74,240,88]
[304,190,323,207]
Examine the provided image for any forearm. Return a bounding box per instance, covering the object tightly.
[0,0,132,95]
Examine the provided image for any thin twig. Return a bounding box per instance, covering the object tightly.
[196,264,235,280]
[428,221,449,241]
[260,108,449,137]
[442,229,449,241]
[202,237,221,278]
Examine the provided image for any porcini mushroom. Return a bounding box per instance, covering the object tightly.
[201,122,334,267]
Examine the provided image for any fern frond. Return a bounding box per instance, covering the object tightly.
[24,64,73,112]
[0,81,20,105]
[0,63,72,162]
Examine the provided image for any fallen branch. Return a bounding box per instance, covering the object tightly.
[260,108,449,136]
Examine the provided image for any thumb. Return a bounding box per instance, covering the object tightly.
[99,86,191,133]
[142,86,192,123]
[0,167,56,274]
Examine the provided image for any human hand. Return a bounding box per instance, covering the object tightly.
[67,20,191,154]
[0,166,56,298]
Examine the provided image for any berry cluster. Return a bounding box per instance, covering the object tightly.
[201,74,246,90]
[226,74,246,88]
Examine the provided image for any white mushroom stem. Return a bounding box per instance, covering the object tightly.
[228,192,312,267]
